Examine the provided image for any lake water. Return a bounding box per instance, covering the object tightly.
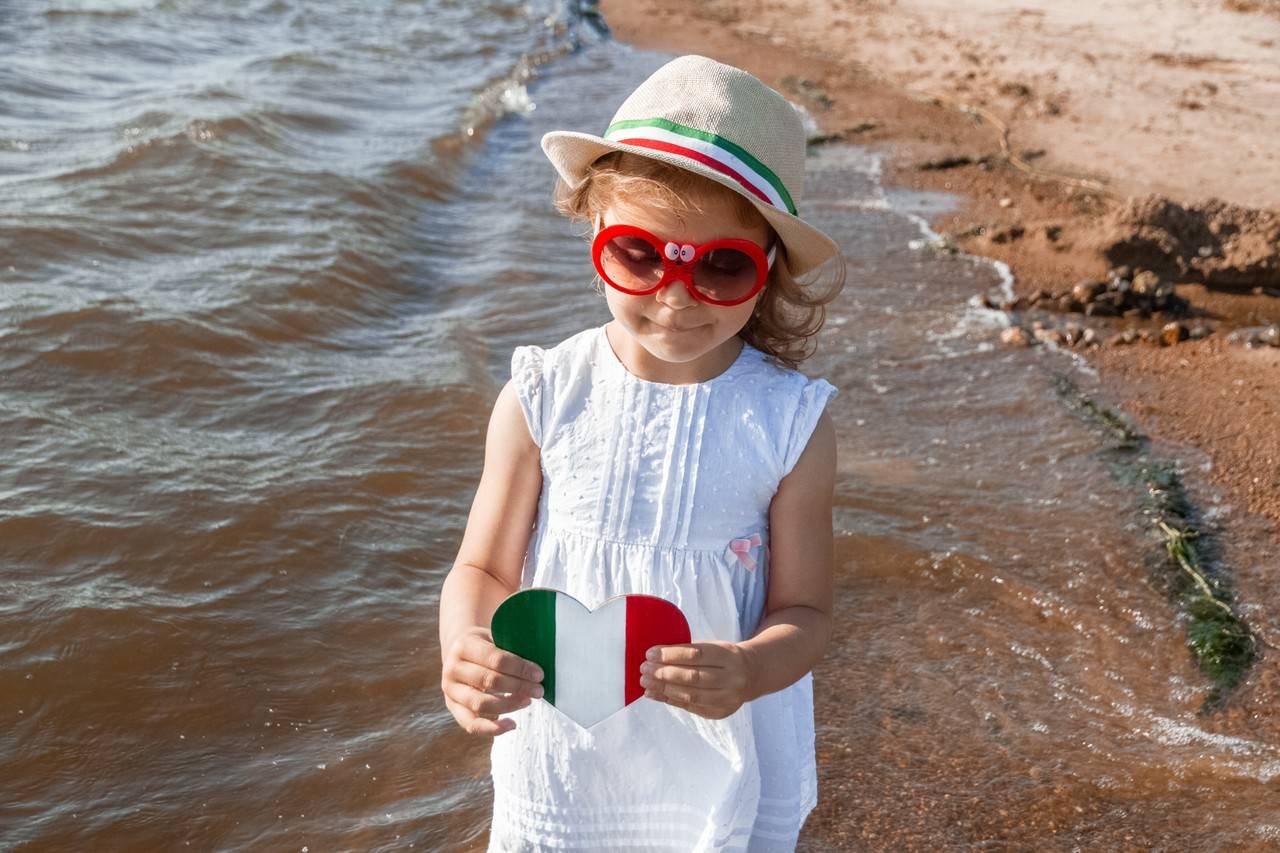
[2,1,1276,849]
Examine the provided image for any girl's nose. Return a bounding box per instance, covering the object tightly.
[655,274,699,310]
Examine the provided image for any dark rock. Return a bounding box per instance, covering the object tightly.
[1033,327,1064,346]
[780,76,834,110]
[917,155,974,171]
[988,225,1026,244]
[1132,269,1161,296]
[1071,279,1106,304]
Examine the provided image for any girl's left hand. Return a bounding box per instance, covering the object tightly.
[639,641,757,720]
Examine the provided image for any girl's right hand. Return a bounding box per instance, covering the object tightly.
[441,626,545,736]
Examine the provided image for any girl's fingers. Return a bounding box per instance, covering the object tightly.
[458,634,545,684]
[645,665,726,688]
[645,643,727,667]
[643,679,724,707]
[453,660,545,698]
[444,681,533,717]
[446,698,517,737]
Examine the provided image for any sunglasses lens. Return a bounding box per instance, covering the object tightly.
[599,234,664,292]
[692,247,764,304]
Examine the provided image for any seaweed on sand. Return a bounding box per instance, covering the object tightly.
[1052,374,1256,711]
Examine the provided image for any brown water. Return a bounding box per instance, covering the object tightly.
[2,2,1277,850]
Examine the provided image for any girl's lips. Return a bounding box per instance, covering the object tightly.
[651,317,703,333]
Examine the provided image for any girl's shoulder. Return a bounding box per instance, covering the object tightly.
[510,325,598,377]
[736,345,839,477]
[508,326,600,448]
[738,342,838,399]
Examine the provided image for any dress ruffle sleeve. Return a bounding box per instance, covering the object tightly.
[781,378,838,477]
[510,345,546,448]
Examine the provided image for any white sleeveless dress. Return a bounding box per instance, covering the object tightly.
[488,323,837,852]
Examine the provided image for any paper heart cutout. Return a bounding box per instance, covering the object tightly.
[491,588,691,729]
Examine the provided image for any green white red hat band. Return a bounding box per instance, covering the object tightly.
[603,117,798,216]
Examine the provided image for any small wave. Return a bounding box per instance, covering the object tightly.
[417,1,606,186]
[50,108,351,185]
[41,6,144,20]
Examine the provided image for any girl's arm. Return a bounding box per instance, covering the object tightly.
[740,407,836,693]
[438,380,546,736]
[640,409,836,718]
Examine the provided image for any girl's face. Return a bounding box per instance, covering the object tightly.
[598,190,770,383]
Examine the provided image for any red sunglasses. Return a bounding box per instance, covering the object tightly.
[591,222,776,307]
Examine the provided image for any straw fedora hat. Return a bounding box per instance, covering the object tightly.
[541,54,840,278]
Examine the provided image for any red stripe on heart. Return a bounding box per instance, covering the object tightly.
[624,595,692,705]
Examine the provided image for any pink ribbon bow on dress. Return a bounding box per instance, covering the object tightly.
[727,533,763,571]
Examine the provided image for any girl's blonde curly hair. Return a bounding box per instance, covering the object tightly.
[553,151,845,371]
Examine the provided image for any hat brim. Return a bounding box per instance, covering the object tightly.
[541,130,840,278]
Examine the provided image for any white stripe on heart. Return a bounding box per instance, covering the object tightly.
[554,594,627,729]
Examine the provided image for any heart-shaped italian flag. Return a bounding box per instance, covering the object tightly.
[491,588,691,729]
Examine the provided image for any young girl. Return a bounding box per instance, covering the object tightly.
[438,54,845,852]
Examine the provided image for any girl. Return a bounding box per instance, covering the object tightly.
[438,54,845,852]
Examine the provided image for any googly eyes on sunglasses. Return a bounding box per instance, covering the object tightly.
[591,223,776,307]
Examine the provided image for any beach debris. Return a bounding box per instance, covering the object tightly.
[915,153,999,171]
[807,121,879,146]
[1032,326,1064,346]
[779,76,833,110]
[1160,321,1189,347]
[999,326,1031,347]
[1100,195,1280,290]
[1227,323,1280,348]
[1026,267,1190,319]
[907,231,960,254]
[1105,329,1140,347]
[986,224,1024,244]
[997,81,1034,99]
